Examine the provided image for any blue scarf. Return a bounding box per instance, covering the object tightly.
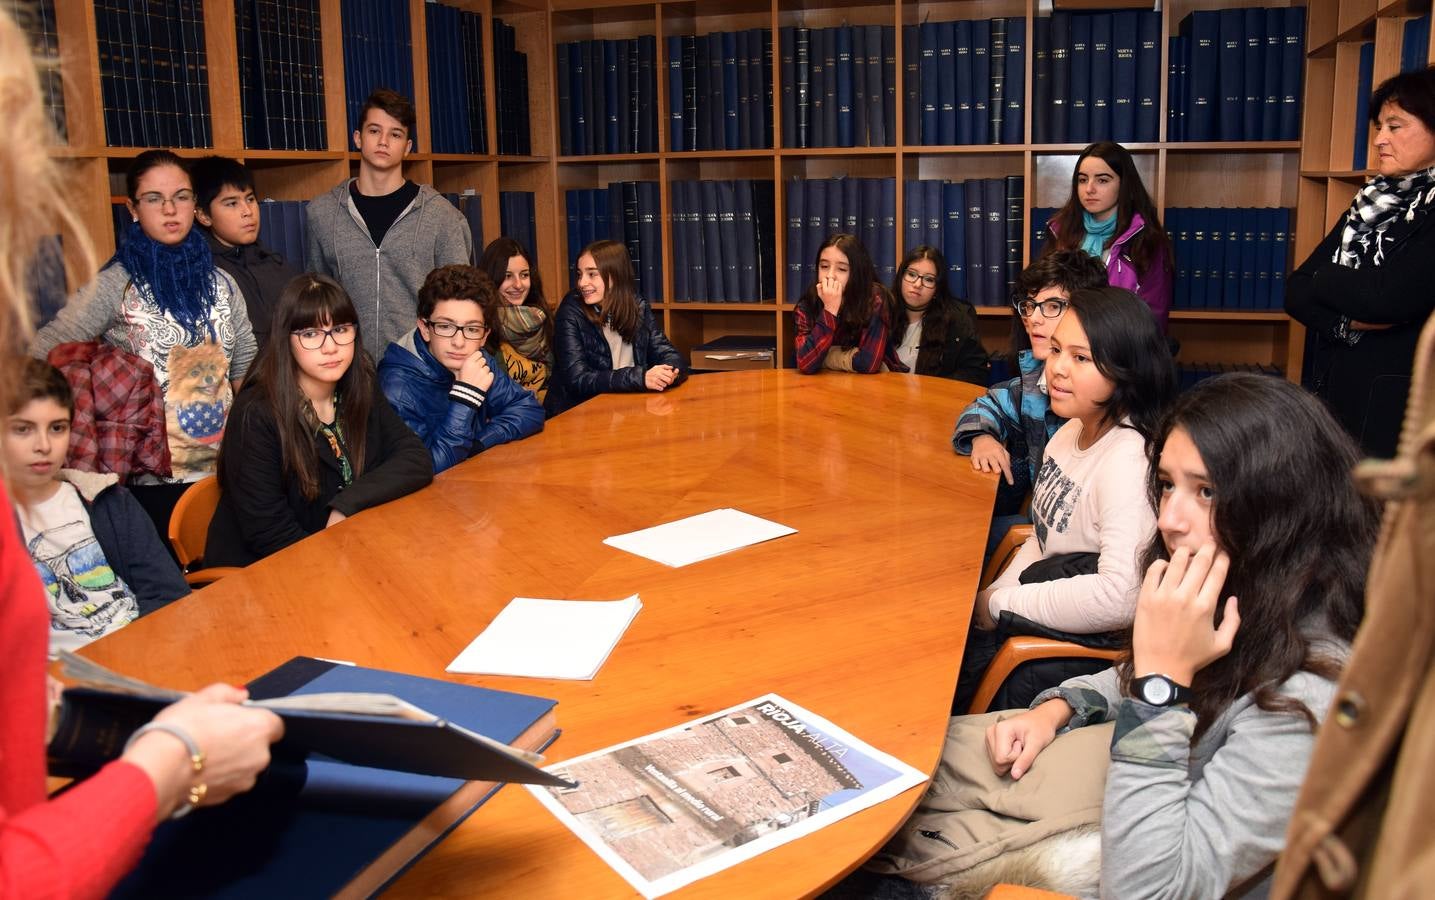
[109,220,220,339]
[1080,211,1118,260]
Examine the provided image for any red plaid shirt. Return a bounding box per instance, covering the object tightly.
[47,341,171,478]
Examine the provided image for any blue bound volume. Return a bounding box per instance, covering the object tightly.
[1135,11,1160,141]
[1068,13,1091,145]
[1003,17,1026,145]
[970,18,991,145]
[949,20,968,146]
[1090,14,1113,142]
[1111,11,1138,143]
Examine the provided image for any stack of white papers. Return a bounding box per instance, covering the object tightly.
[447,594,643,680]
[603,508,797,568]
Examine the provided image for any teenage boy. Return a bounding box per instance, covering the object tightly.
[190,155,301,349]
[952,250,1109,524]
[3,360,189,654]
[378,264,544,474]
[306,88,472,357]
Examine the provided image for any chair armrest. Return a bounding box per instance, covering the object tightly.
[981,524,1035,589]
[184,567,244,588]
[966,637,1120,715]
[986,885,1075,899]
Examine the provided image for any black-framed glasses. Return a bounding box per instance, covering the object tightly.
[292,324,357,349]
[136,189,196,208]
[425,319,489,340]
[902,270,938,288]
[1013,297,1070,319]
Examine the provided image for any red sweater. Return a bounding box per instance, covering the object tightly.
[1,484,157,899]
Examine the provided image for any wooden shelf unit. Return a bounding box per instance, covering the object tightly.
[46,0,1322,375]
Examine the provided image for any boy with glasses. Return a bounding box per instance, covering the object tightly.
[305,89,472,357]
[952,251,1109,532]
[378,265,543,473]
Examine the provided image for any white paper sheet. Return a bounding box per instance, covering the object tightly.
[446,594,642,680]
[602,508,797,568]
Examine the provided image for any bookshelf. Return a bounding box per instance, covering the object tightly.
[44,0,1339,379]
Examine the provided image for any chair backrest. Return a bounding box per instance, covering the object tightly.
[168,476,221,569]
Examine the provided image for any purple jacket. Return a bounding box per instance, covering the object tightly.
[1049,212,1172,331]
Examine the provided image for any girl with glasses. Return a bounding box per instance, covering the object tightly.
[953,286,1177,714]
[889,245,988,384]
[1040,142,1174,330]
[33,149,260,538]
[546,239,687,417]
[479,237,555,404]
[795,233,904,374]
[205,274,432,567]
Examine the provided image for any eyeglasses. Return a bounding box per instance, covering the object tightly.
[135,190,197,209]
[1013,297,1070,319]
[425,319,488,340]
[292,324,357,349]
[902,270,938,289]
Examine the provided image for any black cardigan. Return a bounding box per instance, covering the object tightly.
[1285,209,1435,458]
[544,292,687,417]
[206,385,434,567]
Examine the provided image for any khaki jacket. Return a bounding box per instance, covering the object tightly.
[1271,315,1435,898]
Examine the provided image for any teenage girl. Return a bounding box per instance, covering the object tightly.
[33,149,259,535]
[546,239,686,416]
[985,373,1379,896]
[889,245,988,384]
[953,286,1177,713]
[1042,142,1174,330]
[206,275,432,566]
[794,233,905,374]
[478,236,554,403]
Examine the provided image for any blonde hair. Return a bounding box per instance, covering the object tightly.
[0,5,94,367]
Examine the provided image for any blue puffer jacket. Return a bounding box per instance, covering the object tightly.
[377,329,544,474]
[544,292,687,417]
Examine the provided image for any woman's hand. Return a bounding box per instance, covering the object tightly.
[970,435,1014,485]
[124,684,284,821]
[985,699,1072,780]
[326,509,347,528]
[1131,543,1241,686]
[816,274,843,315]
[645,364,678,391]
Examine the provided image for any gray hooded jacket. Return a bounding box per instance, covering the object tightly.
[305,179,472,357]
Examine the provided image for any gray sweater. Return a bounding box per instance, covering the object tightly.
[1036,654,1343,899]
[305,179,472,357]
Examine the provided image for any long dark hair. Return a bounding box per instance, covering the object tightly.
[891,245,973,373]
[797,233,891,347]
[1063,286,1175,441]
[1006,249,1110,357]
[1120,374,1380,742]
[232,274,375,501]
[575,239,640,341]
[478,236,551,351]
[1046,142,1171,277]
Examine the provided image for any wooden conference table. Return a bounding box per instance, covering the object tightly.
[82,369,996,898]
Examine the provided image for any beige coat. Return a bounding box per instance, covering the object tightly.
[1271,315,1435,899]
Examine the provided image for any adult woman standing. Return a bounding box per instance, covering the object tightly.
[1286,67,1435,459]
[478,236,554,403]
[1041,142,1173,330]
[0,10,280,894]
[890,245,989,385]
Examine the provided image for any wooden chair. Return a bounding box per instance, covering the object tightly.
[167,476,242,587]
[985,886,1073,900]
[967,524,1121,715]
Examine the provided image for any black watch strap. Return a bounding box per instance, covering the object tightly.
[1132,673,1193,707]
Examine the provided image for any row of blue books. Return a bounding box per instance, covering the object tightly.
[784,177,896,302]
[1028,207,1059,262]
[10,0,65,140]
[437,192,486,264]
[500,192,537,267]
[1177,361,1283,391]
[563,183,662,302]
[1353,15,1431,169]
[236,0,326,151]
[1167,7,1305,143]
[670,180,777,303]
[780,24,893,149]
[667,30,773,152]
[1033,11,1160,145]
[906,18,1026,146]
[94,0,211,148]
[1166,207,1291,311]
[340,0,415,142]
[493,18,531,156]
[901,177,1025,306]
[555,37,660,156]
[424,3,487,155]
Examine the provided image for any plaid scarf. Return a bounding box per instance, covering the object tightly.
[496,304,550,362]
[1335,166,1435,269]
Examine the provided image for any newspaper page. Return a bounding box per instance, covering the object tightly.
[526,693,928,898]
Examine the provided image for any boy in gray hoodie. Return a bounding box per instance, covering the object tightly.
[305,88,472,357]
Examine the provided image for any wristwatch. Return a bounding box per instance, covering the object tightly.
[1131,673,1193,707]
